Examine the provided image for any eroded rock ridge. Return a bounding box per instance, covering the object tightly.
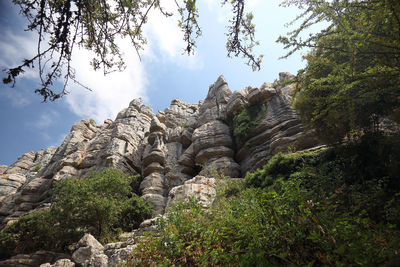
[0,74,319,266]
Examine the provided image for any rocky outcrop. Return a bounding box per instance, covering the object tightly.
[0,99,153,226]
[0,73,321,265]
[140,117,168,215]
[193,76,241,177]
[166,176,216,211]
[40,259,75,267]
[71,234,106,266]
[0,251,69,267]
[227,72,319,173]
[0,147,57,224]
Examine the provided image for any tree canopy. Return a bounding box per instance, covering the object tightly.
[0,168,153,258]
[3,0,262,101]
[278,0,400,143]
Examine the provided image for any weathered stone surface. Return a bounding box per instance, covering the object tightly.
[199,157,241,178]
[226,89,248,117]
[229,74,320,173]
[163,98,199,129]
[71,234,104,266]
[0,251,70,267]
[0,166,7,175]
[104,244,135,266]
[0,174,26,198]
[192,121,233,154]
[91,254,108,267]
[4,152,35,175]
[140,117,168,215]
[40,259,75,267]
[166,176,216,211]
[197,75,232,125]
[1,99,153,226]
[0,73,321,266]
[246,82,276,104]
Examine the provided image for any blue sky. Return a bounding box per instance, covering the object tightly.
[0,0,307,166]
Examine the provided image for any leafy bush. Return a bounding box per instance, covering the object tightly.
[0,168,153,258]
[0,209,55,259]
[127,135,400,266]
[128,183,400,266]
[89,118,96,127]
[33,164,41,172]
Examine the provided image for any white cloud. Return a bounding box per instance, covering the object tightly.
[34,110,59,128]
[143,0,204,70]
[0,29,38,80]
[1,0,205,120]
[0,28,39,107]
[0,86,31,107]
[64,0,204,123]
[65,39,149,123]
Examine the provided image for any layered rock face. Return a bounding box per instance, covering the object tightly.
[227,72,319,173]
[0,73,318,227]
[0,99,153,225]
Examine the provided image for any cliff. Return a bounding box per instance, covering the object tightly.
[0,73,319,228]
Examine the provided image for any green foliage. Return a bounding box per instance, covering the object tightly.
[6,0,261,101]
[0,209,55,259]
[33,164,41,172]
[0,168,153,258]
[51,168,153,242]
[279,0,400,143]
[232,103,266,146]
[246,134,400,223]
[128,135,400,266]
[89,118,96,127]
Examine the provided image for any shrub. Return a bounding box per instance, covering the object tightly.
[127,135,400,266]
[128,182,400,266]
[232,104,266,146]
[89,118,96,127]
[0,168,153,258]
[0,209,55,259]
[33,164,41,172]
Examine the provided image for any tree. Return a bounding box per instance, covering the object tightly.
[0,168,153,257]
[51,168,153,240]
[278,0,400,143]
[3,0,262,101]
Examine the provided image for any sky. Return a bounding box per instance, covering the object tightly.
[0,0,308,166]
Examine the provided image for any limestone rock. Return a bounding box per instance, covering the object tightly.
[104,243,136,266]
[71,234,104,266]
[166,176,216,211]
[229,74,320,173]
[40,259,75,267]
[0,73,321,253]
[0,251,69,267]
[1,99,153,226]
[226,89,248,117]
[0,174,26,198]
[197,75,232,125]
[246,83,276,104]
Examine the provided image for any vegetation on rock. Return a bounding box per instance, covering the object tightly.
[127,134,400,266]
[232,103,266,146]
[0,168,153,259]
[33,164,41,172]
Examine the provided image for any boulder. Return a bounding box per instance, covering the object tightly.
[40,259,75,267]
[166,176,216,211]
[71,234,104,266]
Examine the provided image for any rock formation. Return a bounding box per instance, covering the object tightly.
[0,73,320,266]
